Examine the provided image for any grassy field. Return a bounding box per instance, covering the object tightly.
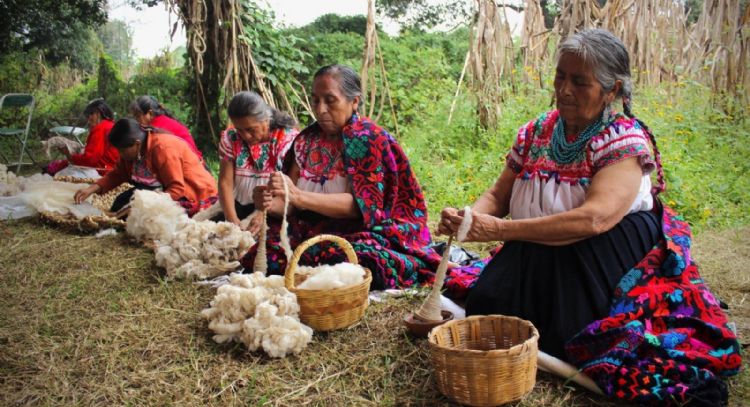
[0,219,747,406]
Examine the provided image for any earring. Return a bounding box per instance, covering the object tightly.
[602,103,612,123]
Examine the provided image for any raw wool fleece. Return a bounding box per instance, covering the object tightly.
[127,190,255,280]
[127,189,190,242]
[201,272,313,358]
[41,136,83,158]
[296,262,366,290]
[0,168,52,197]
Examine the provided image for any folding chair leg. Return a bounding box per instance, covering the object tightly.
[13,132,37,173]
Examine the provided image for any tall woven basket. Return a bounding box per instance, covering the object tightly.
[284,234,372,331]
[428,315,539,406]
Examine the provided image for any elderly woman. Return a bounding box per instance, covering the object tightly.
[240,64,440,289]
[214,91,297,231]
[440,29,739,405]
[74,118,217,216]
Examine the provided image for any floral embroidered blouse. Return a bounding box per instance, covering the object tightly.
[506,110,656,219]
[293,130,350,194]
[219,126,297,205]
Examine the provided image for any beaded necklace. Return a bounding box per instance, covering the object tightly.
[550,116,604,164]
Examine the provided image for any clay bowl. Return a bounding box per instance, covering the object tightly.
[403,310,454,338]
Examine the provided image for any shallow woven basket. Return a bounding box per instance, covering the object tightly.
[284,234,372,331]
[40,176,129,233]
[428,315,539,406]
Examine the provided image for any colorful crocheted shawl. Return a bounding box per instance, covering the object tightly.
[565,204,741,405]
[241,114,440,288]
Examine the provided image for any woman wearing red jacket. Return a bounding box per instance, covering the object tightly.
[45,99,120,175]
[129,95,204,161]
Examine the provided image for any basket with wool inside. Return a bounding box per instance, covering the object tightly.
[284,234,372,331]
[428,315,539,406]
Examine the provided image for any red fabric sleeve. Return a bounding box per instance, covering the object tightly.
[95,158,130,194]
[69,120,114,168]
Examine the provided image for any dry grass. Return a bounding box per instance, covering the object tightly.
[0,219,747,406]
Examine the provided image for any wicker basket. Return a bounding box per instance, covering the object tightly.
[40,177,129,233]
[428,315,539,406]
[284,234,372,331]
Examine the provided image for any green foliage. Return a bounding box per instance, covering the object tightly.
[238,2,309,90]
[97,54,123,102]
[97,20,135,68]
[295,14,370,36]
[0,0,107,70]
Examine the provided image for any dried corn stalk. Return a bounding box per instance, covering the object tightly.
[554,0,603,40]
[361,0,400,136]
[468,0,514,129]
[520,0,550,87]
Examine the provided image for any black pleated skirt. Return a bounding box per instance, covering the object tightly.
[465,210,661,361]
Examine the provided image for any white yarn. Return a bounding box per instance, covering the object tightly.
[456,205,473,242]
[201,271,312,358]
[278,172,293,260]
[41,136,83,158]
[296,262,366,290]
[253,210,268,274]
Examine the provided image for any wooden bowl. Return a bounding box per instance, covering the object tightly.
[403,310,454,338]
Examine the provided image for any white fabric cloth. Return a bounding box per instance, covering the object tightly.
[234,175,268,205]
[509,174,654,220]
[56,165,101,180]
[296,175,350,194]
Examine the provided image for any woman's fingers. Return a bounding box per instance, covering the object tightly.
[437,207,462,235]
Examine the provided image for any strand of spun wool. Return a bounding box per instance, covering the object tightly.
[41,136,83,158]
[415,234,454,322]
[278,172,293,260]
[456,206,473,242]
[296,262,366,290]
[253,209,268,274]
[201,272,313,358]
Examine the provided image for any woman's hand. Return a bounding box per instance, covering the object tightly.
[252,185,273,211]
[74,184,100,204]
[438,207,504,242]
[438,207,462,236]
[244,211,264,235]
[267,172,300,207]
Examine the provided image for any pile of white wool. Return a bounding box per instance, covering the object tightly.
[295,262,366,290]
[201,272,313,358]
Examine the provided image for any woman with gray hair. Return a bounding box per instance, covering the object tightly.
[214,91,297,232]
[439,29,739,404]
[242,64,442,290]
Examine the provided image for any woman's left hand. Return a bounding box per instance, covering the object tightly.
[440,208,504,242]
[460,212,505,242]
[267,171,299,206]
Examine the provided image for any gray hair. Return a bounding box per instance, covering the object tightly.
[313,64,362,102]
[558,29,634,115]
[227,91,296,130]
